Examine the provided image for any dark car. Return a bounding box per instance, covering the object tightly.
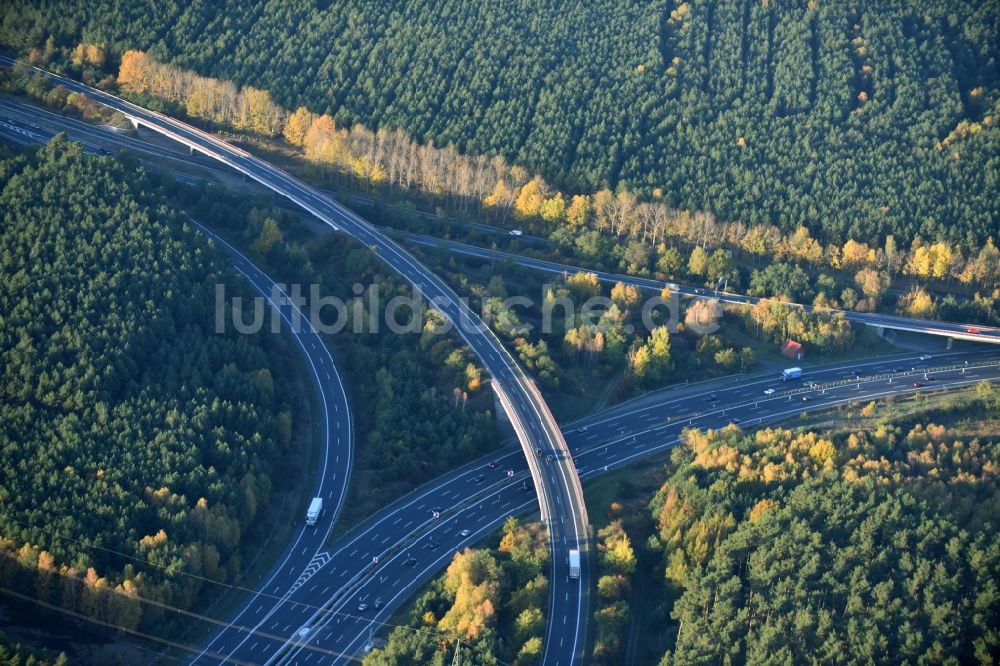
[913,382,924,388]
[893,367,904,373]
[373,600,383,610]
[706,393,718,402]
[488,461,499,469]
[473,474,486,484]
[403,557,418,567]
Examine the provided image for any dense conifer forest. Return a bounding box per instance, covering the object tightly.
[1,1,997,248]
[0,139,293,631]
[646,398,1000,663]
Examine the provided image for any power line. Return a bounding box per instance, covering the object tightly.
[1,513,514,664]
[0,586,251,666]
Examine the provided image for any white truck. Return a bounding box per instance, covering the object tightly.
[781,367,803,381]
[306,497,323,526]
[568,549,581,580]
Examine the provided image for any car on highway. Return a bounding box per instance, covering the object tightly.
[968,327,982,334]
[802,396,810,401]
[919,354,932,361]
[403,557,418,567]
[706,393,718,402]
[488,461,499,469]
[459,529,472,537]
[731,418,741,424]
[506,468,514,477]
[509,229,523,236]
[546,454,554,462]
[913,382,924,388]
[804,381,818,388]
[893,367,904,373]
[357,602,368,612]
[373,599,382,610]
[763,388,775,395]
[473,474,486,484]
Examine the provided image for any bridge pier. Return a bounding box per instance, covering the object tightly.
[947,337,954,350]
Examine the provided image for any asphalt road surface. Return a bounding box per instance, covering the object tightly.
[3,78,999,664]
[192,350,1000,664]
[0,57,591,665]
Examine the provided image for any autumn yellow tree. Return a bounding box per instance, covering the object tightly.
[117,50,153,94]
[283,106,316,146]
[566,194,591,228]
[898,286,936,318]
[514,175,547,218]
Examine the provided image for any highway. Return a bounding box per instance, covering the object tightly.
[0,103,359,663]
[0,57,593,665]
[187,223,354,664]
[4,90,994,350]
[171,349,1000,664]
[399,233,1000,345]
[4,79,1000,663]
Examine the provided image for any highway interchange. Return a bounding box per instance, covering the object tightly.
[2,73,1000,664]
[184,348,1000,665]
[0,57,591,665]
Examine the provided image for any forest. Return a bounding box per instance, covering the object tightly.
[646,395,1000,663]
[364,518,551,666]
[1,0,997,251]
[0,630,66,666]
[175,180,503,526]
[0,139,294,632]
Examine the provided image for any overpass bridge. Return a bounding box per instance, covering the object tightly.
[0,56,592,665]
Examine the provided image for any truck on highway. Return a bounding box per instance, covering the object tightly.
[781,367,803,381]
[568,549,581,579]
[306,497,323,526]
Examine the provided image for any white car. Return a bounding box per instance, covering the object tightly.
[763,388,776,395]
[459,529,472,537]
[509,229,523,236]
[919,354,932,361]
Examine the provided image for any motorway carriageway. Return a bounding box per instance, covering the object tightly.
[187,223,354,664]
[0,59,590,666]
[399,233,1000,346]
[194,349,1000,665]
[3,90,999,663]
